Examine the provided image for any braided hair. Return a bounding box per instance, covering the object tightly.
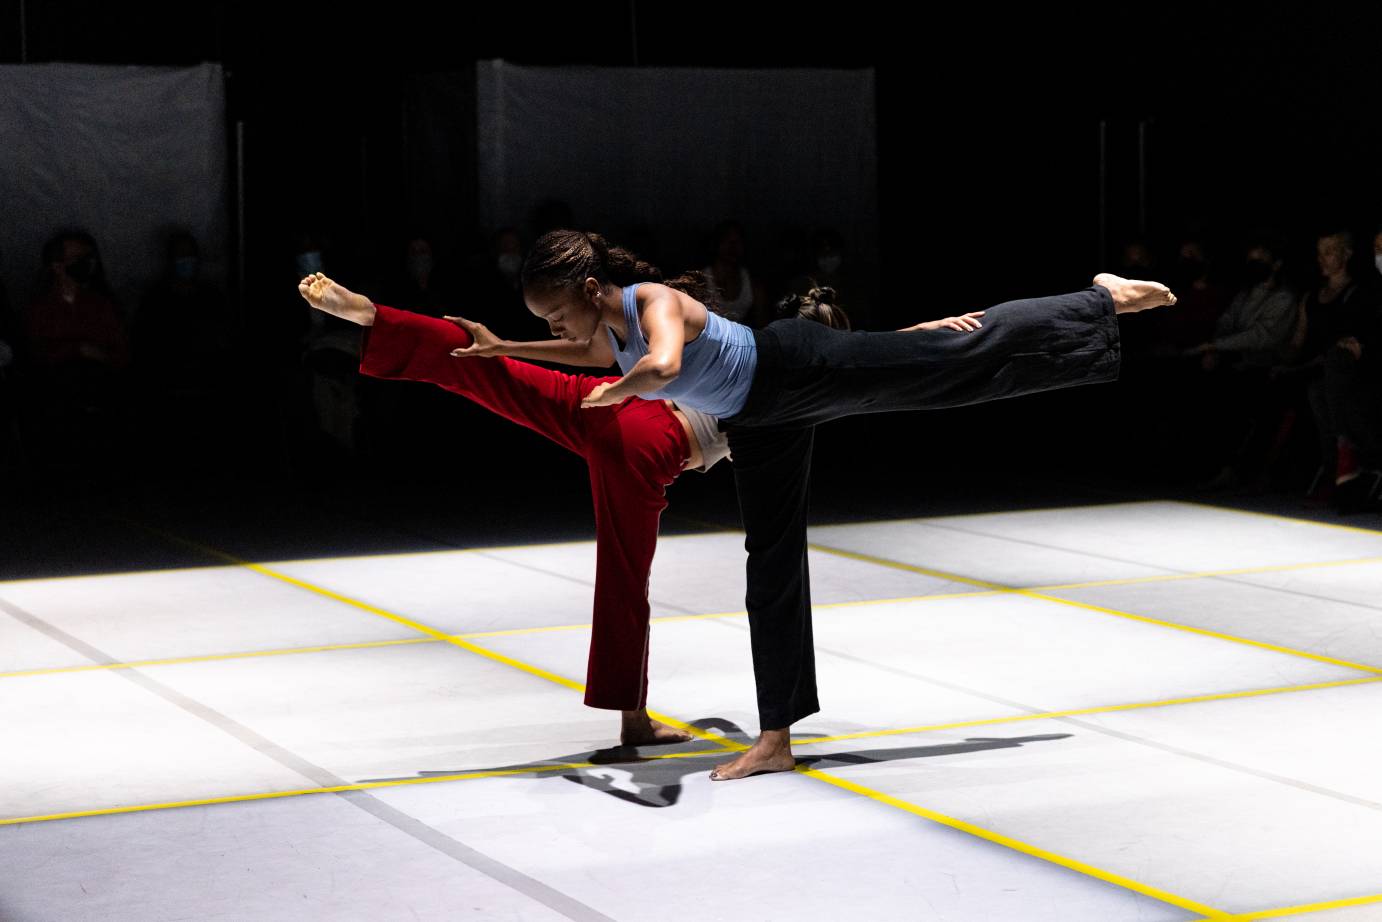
[522,229,722,311]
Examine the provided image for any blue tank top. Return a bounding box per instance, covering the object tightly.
[605,282,758,418]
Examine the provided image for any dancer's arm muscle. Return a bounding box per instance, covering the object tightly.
[585,294,685,404]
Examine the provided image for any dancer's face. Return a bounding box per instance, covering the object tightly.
[525,281,602,341]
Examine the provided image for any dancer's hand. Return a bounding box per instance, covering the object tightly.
[445,316,505,358]
[581,382,624,409]
[903,310,985,333]
[1338,336,1363,360]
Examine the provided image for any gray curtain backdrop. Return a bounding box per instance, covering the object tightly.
[476,59,877,290]
[0,62,228,319]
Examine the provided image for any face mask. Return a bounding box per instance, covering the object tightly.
[296,250,324,277]
[407,252,433,282]
[65,255,97,284]
[498,252,523,277]
[817,254,843,274]
[173,256,199,280]
[1374,254,1382,275]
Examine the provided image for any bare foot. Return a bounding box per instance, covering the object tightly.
[620,710,693,746]
[297,271,376,326]
[709,729,796,780]
[1093,272,1177,314]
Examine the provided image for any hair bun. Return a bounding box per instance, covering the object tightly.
[807,285,837,306]
[775,292,805,317]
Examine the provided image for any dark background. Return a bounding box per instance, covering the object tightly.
[3,2,1380,577]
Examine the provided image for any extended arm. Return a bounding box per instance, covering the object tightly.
[581,293,686,406]
[448,316,616,368]
[897,310,985,333]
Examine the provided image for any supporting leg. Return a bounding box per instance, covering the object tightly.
[582,403,688,740]
[354,302,693,738]
[712,424,818,781]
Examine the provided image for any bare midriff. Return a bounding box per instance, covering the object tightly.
[665,400,704,471]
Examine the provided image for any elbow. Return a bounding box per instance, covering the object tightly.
[649,359,681,383]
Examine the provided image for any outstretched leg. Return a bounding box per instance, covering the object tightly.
[300,271,599,453]
[732,280,1147,430]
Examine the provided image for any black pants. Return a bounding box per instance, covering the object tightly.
[1316,347,1382,466]
[720,285,1120,730]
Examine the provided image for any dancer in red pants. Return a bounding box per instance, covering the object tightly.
[299,272,724,746]
[299,268,980,753]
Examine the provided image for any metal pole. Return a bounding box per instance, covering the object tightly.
[360,135,369,254]
[1098,119,1108,267]
[400,96,410,231]
[235,119,245,331]
[1137,119,1148,237]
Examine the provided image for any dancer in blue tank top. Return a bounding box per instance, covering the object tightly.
[450,229,1178,782]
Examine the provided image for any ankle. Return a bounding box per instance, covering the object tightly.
[355,295,377,326]
[757,728,792,750]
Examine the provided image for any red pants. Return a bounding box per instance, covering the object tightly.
[360,304,690,711]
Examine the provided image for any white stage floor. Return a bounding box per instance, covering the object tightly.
[3,500,1382,921]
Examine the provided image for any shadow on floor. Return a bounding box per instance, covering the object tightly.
[358,718,1073,808]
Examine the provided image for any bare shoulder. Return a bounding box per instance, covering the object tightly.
[634,280,679,305]
[635,281,706,320]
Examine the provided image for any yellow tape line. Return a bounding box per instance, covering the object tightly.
[102,520,1236,916]
[792,675,1382,745]
[804,542,1382,676]
[0,637,437,679]
[796,766,1234,919]
[3,658,1359,828]
[1036,554,1382,591]
[116,522,727,748]
[0,746,737,827]
[1190,890,1382,920]
[1017,589,1382,675]
[1176,498,1382,539]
